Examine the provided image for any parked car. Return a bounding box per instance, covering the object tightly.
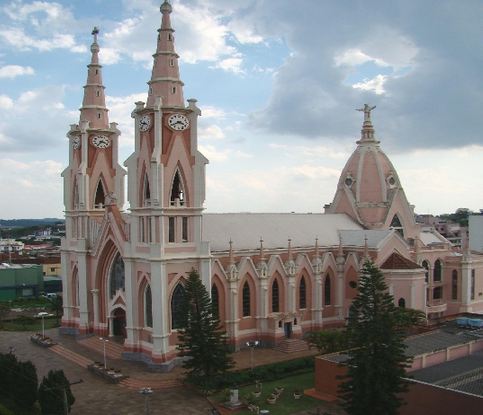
[34,312,54,318]
[43,293,57,299]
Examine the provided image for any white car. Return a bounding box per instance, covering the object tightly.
[34,312,53,318]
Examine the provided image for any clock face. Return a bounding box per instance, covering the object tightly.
[139,115,151,131]
[92,135,111,149]
[168,114,189,131]
[72,137,80,149]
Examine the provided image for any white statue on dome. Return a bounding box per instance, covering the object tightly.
[356,104,376,122]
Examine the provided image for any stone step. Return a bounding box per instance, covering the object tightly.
[273,339,310,354]
[50,345,95,368]
[119,378,183,390]
[77,336,124,360]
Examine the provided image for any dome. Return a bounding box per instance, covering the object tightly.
[329,105,417,237]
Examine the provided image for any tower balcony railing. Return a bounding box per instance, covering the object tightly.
[426,302,447,314]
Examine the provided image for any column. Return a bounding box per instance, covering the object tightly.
[91,289,100,327]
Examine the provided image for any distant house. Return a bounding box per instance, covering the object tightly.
[0,239,24,253]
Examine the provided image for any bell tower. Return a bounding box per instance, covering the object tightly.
[124,0,208,255]
[62,27,126,237]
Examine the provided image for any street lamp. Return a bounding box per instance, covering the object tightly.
[99,337,108,368]
[246,341,259,371]
[139,387,153,415]
[41,314,45,339]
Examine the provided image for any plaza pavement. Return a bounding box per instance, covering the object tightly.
[0,329,347,415]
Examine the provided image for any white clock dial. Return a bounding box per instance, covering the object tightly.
[92,135,111,148]
[168,114,189,131]
[139,115,151,131]
[72,136,80,149]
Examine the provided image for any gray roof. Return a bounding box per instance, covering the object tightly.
[203,213,363,252]
[411,350,483,397]
[339,229,394,248]
[405,330,475,357]
[321,329,476,364]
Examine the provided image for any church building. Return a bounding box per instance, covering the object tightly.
[60,1,483,372]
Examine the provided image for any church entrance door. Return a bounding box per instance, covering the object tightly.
[284,322,292,339]
[113,308,126,337]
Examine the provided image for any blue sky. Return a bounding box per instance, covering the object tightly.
[0,0,482,219]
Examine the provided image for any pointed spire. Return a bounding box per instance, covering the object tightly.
[338,234,343,257]
[259,237,265,260]
[314,236,320,258]
[356,103,378,143]
[363,235,369,258]
[79,27,109,129]
[228,239,234,265]
[287,238,293,261]
[147,1,185,108]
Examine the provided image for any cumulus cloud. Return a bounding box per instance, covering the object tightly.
[0,158,63,218]
[0,65,34,78]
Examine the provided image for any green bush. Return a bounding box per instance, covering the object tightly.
[0,403,16,415]
[185,355,315,391]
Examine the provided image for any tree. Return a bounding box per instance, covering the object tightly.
[49,297,63,326]
[338,261,411,415]
[307,329,350,354]
[15,360,38,407]
[0,302,11,328]
[177,268,234,384]
[38,369,75,414]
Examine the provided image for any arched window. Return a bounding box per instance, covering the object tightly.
[390,214,404,237]
[143,173,151,206]
[242,281,250,317]
[170,169,185,204]
[109,253,125,297]
[452,270,458,300]
[433,259,442,282]
[398,298,406,308]
[94,179,105,208]
[299,276,306,309]
[145,285,153,328]
[324,274,331,306]
[422,260,429,283]
[272,279,279,313]
[171,283,185,329]
[211,284,219,317]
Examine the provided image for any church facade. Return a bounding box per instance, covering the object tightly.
[60,1,483,372]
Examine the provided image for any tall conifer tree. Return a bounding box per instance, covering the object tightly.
[177,268,234,383]
[338,260,410,415]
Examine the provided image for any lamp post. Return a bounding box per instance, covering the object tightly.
[100,337,108,368]
[246,341,259,371]
[41,314,45,339]
[139,387,153,415]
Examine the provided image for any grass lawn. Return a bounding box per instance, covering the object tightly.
[2,317,60,332]
[210,372,323,415]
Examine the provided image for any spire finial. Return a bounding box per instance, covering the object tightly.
[356,103,377,142]
[91,27,100,55]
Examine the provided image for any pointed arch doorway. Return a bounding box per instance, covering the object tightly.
[112,307,127,337]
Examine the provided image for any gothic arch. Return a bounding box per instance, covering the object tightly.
[433,259,443,282]
[390,213,405,237]
[93,175,107,209]
[170,166,187,206]
[239,274,256,321]
[170,282,185,330]
[137,275,153,328]
[95,239,123,322]
[140,164,151,207]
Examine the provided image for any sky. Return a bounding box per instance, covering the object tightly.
[0,0,482,220]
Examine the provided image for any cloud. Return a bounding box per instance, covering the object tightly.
[199,125,225,141]
[0,65,34,78]
[0,85,70,153]
[352,75,387,95]
[0,158,63,218]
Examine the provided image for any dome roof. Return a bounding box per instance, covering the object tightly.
[329,105,416,235]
